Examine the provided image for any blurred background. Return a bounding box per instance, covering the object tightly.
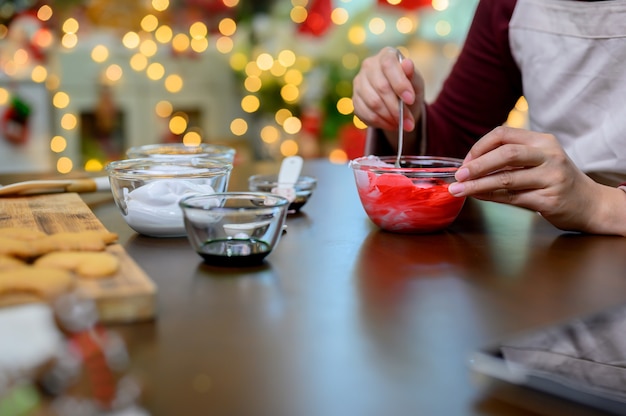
[0,0,528,174]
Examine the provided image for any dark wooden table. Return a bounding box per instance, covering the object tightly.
[79,159,626,415]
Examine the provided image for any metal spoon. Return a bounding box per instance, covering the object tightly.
[395,51,404,168]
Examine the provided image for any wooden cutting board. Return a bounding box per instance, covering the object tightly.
[0,193,156,323]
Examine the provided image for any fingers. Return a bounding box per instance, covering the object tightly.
[449,127,569,198]
[353,47,421,132]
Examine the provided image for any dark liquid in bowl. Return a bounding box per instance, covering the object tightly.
[199,239,271,267]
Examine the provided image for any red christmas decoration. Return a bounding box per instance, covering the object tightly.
[297,0,333,37]
[338,124,367,160]
[377,0,432,11]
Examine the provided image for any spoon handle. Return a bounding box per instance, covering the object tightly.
[395,51,404,168]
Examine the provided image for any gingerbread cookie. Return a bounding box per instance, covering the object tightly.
[0,266,75,301]
[33,230,118,256]
[35,251,119,279]
[0,255,27,271]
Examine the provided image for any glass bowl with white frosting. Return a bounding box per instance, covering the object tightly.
[106,157,233,237]
[125,143,236,164]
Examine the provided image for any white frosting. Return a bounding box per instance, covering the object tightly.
[122,179,217,237]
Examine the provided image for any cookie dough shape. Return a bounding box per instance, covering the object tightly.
[34,251,119,278]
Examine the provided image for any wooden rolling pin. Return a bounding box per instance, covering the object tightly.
[0,177,110,197]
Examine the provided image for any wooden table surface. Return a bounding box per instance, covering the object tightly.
[54,159,626,415]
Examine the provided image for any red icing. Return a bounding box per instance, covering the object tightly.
[356,172,465,233]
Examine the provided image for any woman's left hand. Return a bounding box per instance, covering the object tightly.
[447,126,626,235]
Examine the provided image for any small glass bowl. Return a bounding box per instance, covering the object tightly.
[248,174,317,214]
[106,157,233,237]
[179,192,290,267]
[349,155,465,233]
[126,143,236,164]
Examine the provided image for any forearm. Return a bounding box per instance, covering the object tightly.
[583,185,626,236]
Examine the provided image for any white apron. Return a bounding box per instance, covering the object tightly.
[509,0,626,175]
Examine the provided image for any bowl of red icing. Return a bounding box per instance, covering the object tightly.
[349,155,466,233]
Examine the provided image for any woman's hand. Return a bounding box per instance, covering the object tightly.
[352,47,425,135]
[448,126,626,235]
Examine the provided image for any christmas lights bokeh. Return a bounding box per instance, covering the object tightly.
[0,0,511,174]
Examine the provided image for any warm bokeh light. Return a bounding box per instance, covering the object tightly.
[155,100,173,117]
[260,125,280,144]
[331,8,349,25]
[283,116,302,134]
[432,0,450,11]
[219,18,236,36]
[155,26,173,44]
[329,148,348,164]
[229,53,247,71]
[275,109,292,126]
[172,33,190,52]
[53,92,70,109]
[280,84,299,103]
[141,14,159,32]
[183,130,202,146]
[0,88,9,105]
[290,6,308,24]
[91,45,109,63]
[57,157,73,174]
[245,62,262,77]
[50,136,67,153]
[62,18,79,34]
[278,50,296,67]
[130,53,148,71]
[397,16,416,34]
[122,32,140,49]
[104,64,123,82]
[256,53,273,71]
[37,5,53,21]
[60,113,77,130]
[190,37,208,53]
[164,74,183,93]
[280,139,299,156]
[244,76,262,92]
[353,115,367,129]
[241,95,261,113]
[31,65,47,83]
[336,97,354,115]
[515,96,529,112]
[369,17,386,35]
[284,69,303,86]
[152,0,170,12]
[140,39,158,57]
[348,26,367,45]
[169,114,188,134]
[146,62,165,80]
[189,22,208,39]
[216,36,234,54]
[84,159,103,172]
[223,0,239,6]
[230,118,248,136]
[270,61,286,77]
[61,33,78,49]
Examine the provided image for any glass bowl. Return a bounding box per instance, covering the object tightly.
[179,192,290,267]
[106,157,233,237]
[248,174,317,214]
[126,143,236,164]
[349,155,465,233]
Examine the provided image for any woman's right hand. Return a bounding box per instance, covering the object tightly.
[352,46,425,134]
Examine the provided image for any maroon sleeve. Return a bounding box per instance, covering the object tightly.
[424,0,522,158]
